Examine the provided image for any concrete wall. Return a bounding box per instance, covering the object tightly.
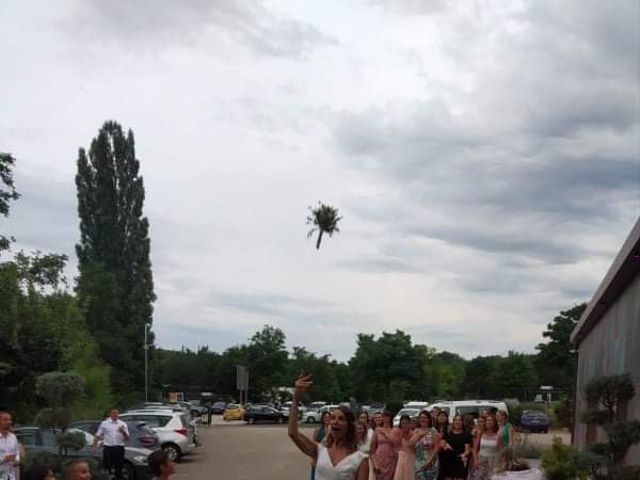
[574,272,640,464]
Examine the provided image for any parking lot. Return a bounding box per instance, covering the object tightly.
[173,422,312,480]
[172,418,569,479]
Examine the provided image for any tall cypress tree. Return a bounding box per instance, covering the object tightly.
[75,121,155,397]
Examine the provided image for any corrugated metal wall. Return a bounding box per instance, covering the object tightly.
[574,272,640,465]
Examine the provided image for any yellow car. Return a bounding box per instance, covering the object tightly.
[223,403,245,421]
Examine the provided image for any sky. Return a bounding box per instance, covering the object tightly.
[1,0,639,361]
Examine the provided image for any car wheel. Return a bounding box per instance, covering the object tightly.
[306,417,315,423]
[248,417,255,424]
[162,443,182,462]
[543,429,548,434]
[277,417,284,424]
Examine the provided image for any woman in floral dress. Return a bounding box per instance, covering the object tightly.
[411,410,441,480]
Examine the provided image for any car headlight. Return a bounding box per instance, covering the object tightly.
[133,456,148,464]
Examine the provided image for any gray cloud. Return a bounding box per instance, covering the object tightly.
[60,0,336,58]
[332,1,640,271]
[1,0,637,362]
[5,167,78,260]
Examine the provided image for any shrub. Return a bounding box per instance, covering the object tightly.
[541,437,588,480]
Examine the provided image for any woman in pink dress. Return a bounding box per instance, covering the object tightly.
[370,411,397,480]
[393,415,416,480]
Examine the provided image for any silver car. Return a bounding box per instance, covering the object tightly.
[120,410,195,461]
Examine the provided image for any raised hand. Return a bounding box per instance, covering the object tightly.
[294,372,313,397]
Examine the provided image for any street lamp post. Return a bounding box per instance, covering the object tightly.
[144,322,151,402]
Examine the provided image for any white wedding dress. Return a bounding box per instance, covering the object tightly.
[315,444,368,480]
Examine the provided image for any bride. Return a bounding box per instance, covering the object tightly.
[288,373,370,480]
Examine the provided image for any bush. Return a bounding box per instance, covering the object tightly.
[541,437,588,480]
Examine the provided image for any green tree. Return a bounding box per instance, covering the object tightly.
[246,325,288,399]
[429,351,466,399]
[463,356,501,398]
[0,253,112,420]
[34,371,87,455]
[306,202,342,250]
[75,121,156,399]
[287,347,343,401]
[579,373,640,479]
[0,261,63,419]
[495,352,538,398]
[536,304,586,394]
[213,344,250,399]
[349,330,423,402]
[154,346,220,394]
[0,152,20,253]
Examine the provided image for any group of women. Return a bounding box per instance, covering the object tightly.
[288,374,539,480]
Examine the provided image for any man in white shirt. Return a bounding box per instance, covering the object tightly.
[92,409,129,479]
[0,411,20,480]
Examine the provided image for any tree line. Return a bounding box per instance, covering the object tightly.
[154,304,586,405]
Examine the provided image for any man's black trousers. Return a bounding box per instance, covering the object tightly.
[103,445,125,478]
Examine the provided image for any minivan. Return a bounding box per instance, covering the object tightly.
[428,400,508,419]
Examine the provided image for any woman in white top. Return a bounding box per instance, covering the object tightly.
[289,374,369,480]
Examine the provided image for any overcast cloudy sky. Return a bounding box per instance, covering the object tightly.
[1,0,638,361]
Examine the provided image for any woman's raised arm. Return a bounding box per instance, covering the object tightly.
[288,373,318,459]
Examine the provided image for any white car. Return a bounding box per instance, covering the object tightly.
[120,410,195,461]
[303,404,338,423]
[393,408,421,427]
[281,401,307,415]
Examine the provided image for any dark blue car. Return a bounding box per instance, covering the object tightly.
[520,410,549,433]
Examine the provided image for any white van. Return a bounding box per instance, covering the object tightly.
[403,401,429,410]
[428,400,508,419]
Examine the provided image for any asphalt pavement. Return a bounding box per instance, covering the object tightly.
[173,420,311,480]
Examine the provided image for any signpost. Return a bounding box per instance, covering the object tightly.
[236,365,249,405]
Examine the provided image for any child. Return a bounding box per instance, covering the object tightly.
[63,460,91,480]
[148,450,177,480]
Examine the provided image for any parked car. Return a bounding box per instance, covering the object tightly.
[520,410,549,433]
[281,401,307,414]
[187,400,209,417]
[362,404,385,415]
[14,426,152,480]
[403,401,429,411]
[308,401,327,411]
[244,405,287,424]
[119,411,195,461]
[223,403,245,421]
[393,408,421,427]
[210,401,227,414]
[69,420,160,450]
[303,404,339,423]
[126,402,166,411]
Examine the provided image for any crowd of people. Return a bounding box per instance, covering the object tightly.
[288,374,543,480]
[0,409,176,480]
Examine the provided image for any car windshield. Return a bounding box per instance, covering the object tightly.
[397,409,419,416]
